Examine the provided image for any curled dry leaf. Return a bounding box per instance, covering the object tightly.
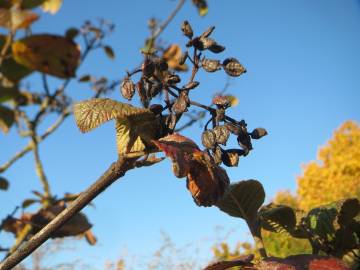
[202,129,217,149]
[251,128,268,139]
[0,176,9,190]
[222,58,246,77]
[162,44,188,72]
[0,8,39,30]
[153,133,230,206]
[213,125,230,145]
[172,91,190,114]
[12,34,81,78]
[222,149,244,167]
[213,95,231,108]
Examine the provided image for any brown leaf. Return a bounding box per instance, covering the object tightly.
[84,229,97,245]
[12,34,80,78]
[103,45,115,60]
[204,254,254,270]
[154,134,230,206]
[0,8,39,30]
[0,176,9,190]
[222,58,246,77]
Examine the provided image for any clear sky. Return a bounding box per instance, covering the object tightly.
[1,0,360,268]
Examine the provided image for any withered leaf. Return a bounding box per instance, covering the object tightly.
[202,58,221,73]
[154,134,230,206]
[0,8,39,30]
[202,129,217,149]
[120,78,135,100]
[12,34,80,78]
[153,133,199,178]
[213,125,230,145]
[103,45,115,60]
[222,149,243,167]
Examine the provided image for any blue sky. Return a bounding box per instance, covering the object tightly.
[1,0,360,268]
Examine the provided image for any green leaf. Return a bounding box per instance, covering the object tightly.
[12,34,80,79]
[259,204,296,233]
[65,27,79,40]
[22,199,39,208]
[304,207,337,241]
[103,45,115,60]
[0,177,9,190]
[216,179,265,221]
[0,104,14,133]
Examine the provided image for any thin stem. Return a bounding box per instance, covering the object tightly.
[0,31,14,66]
[0,157,137,270]
[42,74,50,96]
[151,0,186,40]
[31,136,51,199]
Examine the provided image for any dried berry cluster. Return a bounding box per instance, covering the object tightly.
[80,21,267,207]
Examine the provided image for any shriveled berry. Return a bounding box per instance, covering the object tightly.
[213,125,230,145]
[202,58,221,72]
[201,130,217,149]
[120,78,135,100]
[181,20,193,39]
[222,58,246,77]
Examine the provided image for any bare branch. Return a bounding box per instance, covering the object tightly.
[0,157,137,270]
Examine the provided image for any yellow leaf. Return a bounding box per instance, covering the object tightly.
[74,98,158,155]
[12,34,80,78]
[224,95,239,107]
[162,44,188,72]
[41,0,63,14]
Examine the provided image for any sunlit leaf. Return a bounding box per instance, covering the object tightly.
[103,45,115,60]
[41,0,63,14]
[74,98,158,155]
[12,34,80,78]
[0,104,14,133]
[224,95,239,107]
[216,180,265,220]
[74,98,154,133]
[162,44,188,72]
[0,176,9,190]
[0,8,39,30]
[84,230,97,245]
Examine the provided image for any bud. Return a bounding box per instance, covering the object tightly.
[213,125,230,145]
[250,128,268,139]
[202,58,221,72]
[181,20,193,39]
[120,78,135,100]
[222,58,246,77]
[201,130,216,149]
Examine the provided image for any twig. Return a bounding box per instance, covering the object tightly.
[151,0,186,40]
[42,74,50,96]
[0,157,137,270]
[31,136,51,199]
